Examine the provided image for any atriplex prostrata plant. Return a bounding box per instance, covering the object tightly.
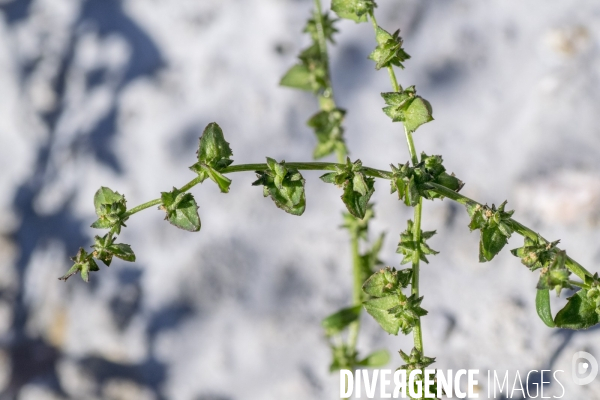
[60,0,600,398]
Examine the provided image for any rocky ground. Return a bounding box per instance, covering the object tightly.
[0,0,599,399]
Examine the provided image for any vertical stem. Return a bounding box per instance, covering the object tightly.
[370,12,425,354]
[405,127,419,167]
[411,198,424,353]
[313,0,347,165]
[387,66,400,93]
[347,232,362,352]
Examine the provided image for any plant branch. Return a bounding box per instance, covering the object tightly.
[120,163,594,283]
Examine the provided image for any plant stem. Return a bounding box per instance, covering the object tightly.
[121,163,593,282]
[426,182,593,280]
[411,198,424,353]
[370,10,425,354]
[347,230,362,352]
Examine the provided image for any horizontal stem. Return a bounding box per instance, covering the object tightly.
[426,182,593,280]
[120,163,595,281]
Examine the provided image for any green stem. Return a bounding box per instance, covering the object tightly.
[370,10,424,354]
[387,66,401,93]
[404,128,419,167]
[121,163,594,282]
[347,231,362,353]
[411,198,424,353]
[313,0,347,164]
[426,182,594,280]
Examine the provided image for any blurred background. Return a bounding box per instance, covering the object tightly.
[1,0,600,399]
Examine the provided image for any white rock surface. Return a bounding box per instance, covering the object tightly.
[0,0,600,399]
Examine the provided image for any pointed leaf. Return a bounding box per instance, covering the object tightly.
[322,305,362,336]
[554,290,600,330]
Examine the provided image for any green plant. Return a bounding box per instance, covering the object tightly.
[60,1,600,398]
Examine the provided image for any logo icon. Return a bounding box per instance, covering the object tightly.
[572,351,598,385]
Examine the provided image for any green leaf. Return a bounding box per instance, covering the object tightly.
[536,289,556,328]
[356,349,390,367]
[307,109,346,159]
[252,158,306,216]
[363,295,402,335]
[511,236,560,271]
[368,27,411,70]
[403,97,433,132]
[331,0,376,23]
[329,344,357,372]
[304,12,339,43]
[93,187,124,216]
[479,226,509,262]
[189,163,232,193]
[59,248,99,283]
[160,188,201,232]
[197,122,233,170]
[322,305,362,336]
[554,290,600,330]
[362,267,411,297]
[467,202,514,262]
[91,187,128,234]
[381,88,433,133]
[341,176,374,219]
[109,243,136,262]
[280,64,313,91]
[358,233,386,281]
[396,220,438,264]
[91,234,136,266]
[398,347,436,373]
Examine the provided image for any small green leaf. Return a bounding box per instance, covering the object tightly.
[91,187,128,234]
[363,267,411,297]
[381,88,433,133]
[197,122,233,170]
[252,159,306,216]
[341,176,375,219]
[189,163,232,193]
[479,226,509,262]
[403,97,433,132]
[331,0,376,23]
[109,243,136,262]
[396,220,438,265]
[398,347,436,373]
[322,305,362,336]
[280,64,313,91]
[304,12,339,43]
[536,289,556,328]
[554,290,600,330]
[59,248,99,283]
[307,109,346,159]
[363,295,402,335]
[368,27,411,70]
[93,187,124,216]
[356,349,390,367]
[160,188,201,232]
[467,202,514,262]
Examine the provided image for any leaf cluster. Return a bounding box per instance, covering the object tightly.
[397,220,438,265]
[369,27,411,70]
[307,108,348,159]
[91,187,128,234]
[381,87,433,133]
[160,188,201,232]
[321,158,375,219]
[253,158,306,216]
[467,201,514,262]
[390,153,463,206]
[331,0,376,23]
[362,267,427,335]
[189,123,233,193]
[304,12,338,43]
